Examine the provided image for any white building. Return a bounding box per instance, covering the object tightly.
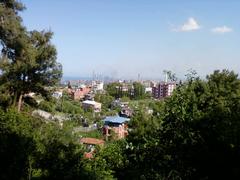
[145,87,152,93]
[52,91,63,99]
[92,81,104,92]
[82,100,102,112]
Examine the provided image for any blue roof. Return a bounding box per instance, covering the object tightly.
[103,116,130,124]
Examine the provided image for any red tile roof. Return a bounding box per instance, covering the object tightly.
[80,137,104,145]
[84,152,93,159]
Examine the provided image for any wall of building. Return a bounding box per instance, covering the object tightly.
[103,124,128,139]
[152,82,176,99]
[68,87,91,100]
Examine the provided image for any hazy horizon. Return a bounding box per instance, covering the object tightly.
[21,0,240,79]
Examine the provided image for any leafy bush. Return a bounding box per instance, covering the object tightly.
[38,100,56,113]
[55,99,84,115]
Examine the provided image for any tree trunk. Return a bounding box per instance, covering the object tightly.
[17,93,23,112]
[13,91,18,107]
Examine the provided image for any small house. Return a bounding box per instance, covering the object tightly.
[103,116,130,139]
[82,100,102,112]
[80,137,105,158]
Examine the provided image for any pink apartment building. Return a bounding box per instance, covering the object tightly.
[152,82,176,99]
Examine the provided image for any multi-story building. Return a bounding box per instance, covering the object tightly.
[82,100,102,112]
[103,116,130,140]
[92,81,104,93]
[152,82,176,99]
[68,85,92,100]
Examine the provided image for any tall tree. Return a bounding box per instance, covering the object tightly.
[0,0,26,107]
[132,82,145,100]
[0,0,62,111]
[163,70,177,82]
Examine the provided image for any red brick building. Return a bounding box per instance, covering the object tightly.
[68,86,91,100]
[103,116,130,140]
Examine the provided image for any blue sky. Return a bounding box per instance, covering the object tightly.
[21,0,240,79]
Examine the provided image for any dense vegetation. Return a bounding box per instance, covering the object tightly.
[1,1,240,179]
[0,0,62,111]
[123,70,240,179]
[106,82,146,100]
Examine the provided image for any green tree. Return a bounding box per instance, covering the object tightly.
[0,108,36,180]
[121,109,162,179]
[0,0,27,109]
[33,122,88,179]
[39,100,56,113]
[163,70,177,82]
[96,140,127,178]
[132,82,145,100]
[82,140,127,180]
[124,69,240,179]
[106,82,122,98]
[94,93,114,110]
[0,0,62,111]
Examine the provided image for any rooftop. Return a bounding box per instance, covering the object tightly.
[103,115,130,124]
[82,100,100,105]
[80,137,105,145]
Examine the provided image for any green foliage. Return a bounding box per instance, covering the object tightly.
[0,108,35,179]
[38,95,84,117]
[124,69,240,179]
[0,86,12,108]
[82,140,127,180]
[2,2,240,179]
[102,109,119,117]
[106,82,146,100]
[0,0,62,110]
[39,100,56,113]
[132,82,146,100]
[0,107,113,179]
[106,82,122,98]
[0,107,100,179]
[121,96,130,102]
[77,129,103,139]
[24,96,38,108]
[56,100,83,114]
[97,140,127,178]
[149,100,165,116]
[122,110,162,179]
[82,157,114,180]
[0,1,122,179]
[32,122,87,179]
[163,70,178,82]
[94,93,114,110]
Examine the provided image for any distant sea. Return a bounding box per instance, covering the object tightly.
[62,76,92,81]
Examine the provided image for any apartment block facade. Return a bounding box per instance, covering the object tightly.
[152,82,176,99]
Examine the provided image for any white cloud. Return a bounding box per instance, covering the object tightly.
[173,17,201,32]
[211,26,233,34]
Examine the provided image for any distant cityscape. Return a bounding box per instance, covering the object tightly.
[60,73,177,102]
